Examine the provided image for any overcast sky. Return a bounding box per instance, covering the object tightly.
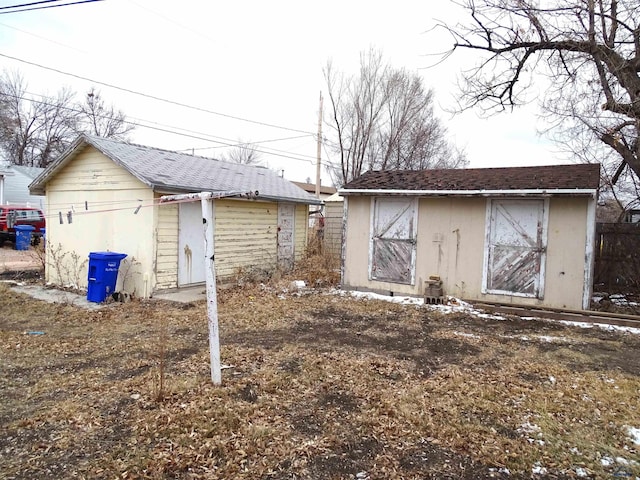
[0,0,571,185]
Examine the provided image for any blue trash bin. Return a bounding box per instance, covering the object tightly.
[14,225,35,251]
[86,252,127,303]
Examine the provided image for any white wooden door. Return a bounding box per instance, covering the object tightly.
[485,199,547,298]
[277,203,295,271]
[178,202,206,286]
[370,197,417,285]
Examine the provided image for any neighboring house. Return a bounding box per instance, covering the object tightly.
[0,165,9,204]
[338,163,600,310]
[292,181,337,201]
[30,134,322,297]
[292,181,337,228]
[4,165,46,209]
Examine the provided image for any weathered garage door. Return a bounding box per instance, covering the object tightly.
[370,197,417,284]
[277,203,295,271]
[485,199,547,298]
[178,202,206,286]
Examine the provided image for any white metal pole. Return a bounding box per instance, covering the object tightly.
[201,194,221,385]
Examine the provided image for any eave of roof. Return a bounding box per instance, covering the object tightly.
[339,164,601,196]
[338,188,598,197]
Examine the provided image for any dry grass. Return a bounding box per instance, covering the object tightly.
[1,280,639,479]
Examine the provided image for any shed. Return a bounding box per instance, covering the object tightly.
[339,163,600,310]
[30,134,321,297]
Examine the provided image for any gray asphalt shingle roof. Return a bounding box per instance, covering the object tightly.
[31,135,320,204]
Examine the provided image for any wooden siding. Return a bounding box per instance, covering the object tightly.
[214,199,278,278]
[155,199,178,289]
[294,203,308,261]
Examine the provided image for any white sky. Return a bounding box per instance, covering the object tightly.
[0,0,571,185]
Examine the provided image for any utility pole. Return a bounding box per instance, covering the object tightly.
[315,91,323,198]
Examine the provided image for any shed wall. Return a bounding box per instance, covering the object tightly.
[155,198,178,290]
[152,199,308,289]
[214,199,278,279]
[44,146,155,296]
[342,195,591,310]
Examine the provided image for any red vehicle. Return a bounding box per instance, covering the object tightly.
[0,206,46,245]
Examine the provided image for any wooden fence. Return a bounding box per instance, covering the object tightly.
[594,222,640,293]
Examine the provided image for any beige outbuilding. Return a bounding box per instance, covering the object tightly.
[30,134,321,298]
[339,164,600,310]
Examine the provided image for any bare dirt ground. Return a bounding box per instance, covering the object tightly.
[0,243,42,274]
[1,271,640,479]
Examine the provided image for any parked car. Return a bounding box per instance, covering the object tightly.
[0,206,46,246]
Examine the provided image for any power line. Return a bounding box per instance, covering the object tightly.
[0,52,316,136]
[0,21,87,53]
[0,90,319,165]
[0,1,62,11]
[0,0,104,14]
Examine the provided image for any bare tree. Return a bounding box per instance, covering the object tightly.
[438,0,640,191]
[0,71,77,167]
[76,87,134,139]
[324,49,468,184]
[222,139,263,166]
[0,73,135,167]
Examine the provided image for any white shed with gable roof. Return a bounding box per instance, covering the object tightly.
[30,134,321,297]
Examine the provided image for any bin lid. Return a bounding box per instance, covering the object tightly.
[14,225,36,231]
[89,251,127,261]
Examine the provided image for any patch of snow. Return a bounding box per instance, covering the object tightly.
[575,467,589,477]
[549,376,556,385]
[559,320,640,336]
[290,280,306,289]
[600,456,614,467]
[347,290,423,306]
[333,290,640,335]
[626,426,640,445]
[532,463,547,475]
[537,335,571,343]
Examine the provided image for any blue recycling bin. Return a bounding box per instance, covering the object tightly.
[87,252,127,303]
[14,225,35,251]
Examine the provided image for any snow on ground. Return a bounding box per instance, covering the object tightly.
[331,288,640,477]
[627,426,640,446]
[338,289,640,336]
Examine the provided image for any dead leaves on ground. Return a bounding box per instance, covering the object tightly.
[1,282,639,479]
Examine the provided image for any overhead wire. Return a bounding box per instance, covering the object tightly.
[0,21,87,53]
[0,0,104,14]
[0,0,66,10]
[0,90,320,165]
[0,52,316,136]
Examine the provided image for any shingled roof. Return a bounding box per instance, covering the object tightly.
[340,163,600,195]
[30,134,321,204]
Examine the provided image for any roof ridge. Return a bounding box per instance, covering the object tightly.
[83,133,241,167]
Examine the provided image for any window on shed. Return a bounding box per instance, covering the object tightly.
[370,197,417,285]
